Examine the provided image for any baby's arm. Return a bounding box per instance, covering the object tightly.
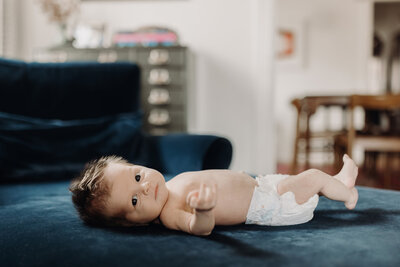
[162,183,217,236]
[185,183,217,236]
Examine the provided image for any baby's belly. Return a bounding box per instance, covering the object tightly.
[214,206,252,225]
[213,182,256,225]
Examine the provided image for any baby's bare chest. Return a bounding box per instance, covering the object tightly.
[166,170,257,224]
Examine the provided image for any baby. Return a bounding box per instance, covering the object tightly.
[70,154,358,235]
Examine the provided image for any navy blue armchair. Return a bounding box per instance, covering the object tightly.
[0,58,232,182]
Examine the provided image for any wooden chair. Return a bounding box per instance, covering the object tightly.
[291,96,349,174]
[338,94,400,188]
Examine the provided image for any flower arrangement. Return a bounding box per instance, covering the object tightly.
[37,0,80,43]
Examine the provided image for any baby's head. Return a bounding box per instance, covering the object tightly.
[69,156,168,227]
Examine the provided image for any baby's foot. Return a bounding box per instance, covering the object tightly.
[334,154,358,188]
[345,187,358,210]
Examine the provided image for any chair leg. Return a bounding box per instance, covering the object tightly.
[379,152,391,189]
[365,152,371,174]
[291,111,302,175]
[367,152,378,174]
[291,136,299,175]
[383,152,392,189]
[305,115,311,170]
[333,140,343,173]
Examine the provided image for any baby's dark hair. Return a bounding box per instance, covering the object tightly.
[69,155,133,227]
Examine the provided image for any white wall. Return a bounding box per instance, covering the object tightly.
[1,0,26,58]
[274,0,372,164]
[20,0,276,174]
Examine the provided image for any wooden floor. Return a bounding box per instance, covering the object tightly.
[277,163,400,191]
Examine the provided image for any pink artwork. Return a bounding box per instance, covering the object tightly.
[276,23,305,69]
[277,30,295,59]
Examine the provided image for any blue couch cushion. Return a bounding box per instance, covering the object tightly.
[0,111,233,182]
[0,58,28,115]
[0,111,143,182]
[0,58,141,119]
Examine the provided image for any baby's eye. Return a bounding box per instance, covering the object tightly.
[135,174,141,182]
[132,195,138,206]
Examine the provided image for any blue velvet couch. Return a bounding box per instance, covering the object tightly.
[1,58,400,267]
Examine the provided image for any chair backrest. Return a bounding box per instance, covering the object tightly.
[291,95,349,135]
[0,58,141,120]
[346,94,400,156]
[350,94,400,110]
[292,95,349,116]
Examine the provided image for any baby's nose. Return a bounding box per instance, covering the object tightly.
[141,182,150,195]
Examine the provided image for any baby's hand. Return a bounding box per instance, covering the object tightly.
[186,183,217,212]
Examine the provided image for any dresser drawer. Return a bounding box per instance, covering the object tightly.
[144,108,185,127]
[137,48,186,67]
[42,48,132,63]
[34,50,69,63]
[35,49,94,62]
[89,49,131,63]
[142,87,185,107]
[143,68,185,86]
[145,114,186,134]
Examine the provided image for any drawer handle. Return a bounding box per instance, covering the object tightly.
[148,109,171,126]
[148,49,170,65]
[148,88,170,105]
[148,69,171,85]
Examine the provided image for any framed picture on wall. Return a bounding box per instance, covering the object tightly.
[276,21,306,70]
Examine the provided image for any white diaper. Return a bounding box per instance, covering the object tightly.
[245,174,319,226]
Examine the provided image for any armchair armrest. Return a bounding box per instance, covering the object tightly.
[138,134,233,175]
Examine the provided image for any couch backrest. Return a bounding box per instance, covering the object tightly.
[0,58,141,120]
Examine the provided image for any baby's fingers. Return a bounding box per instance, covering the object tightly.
[198,183,205,201]
[203,186,210,203]
[207,185,217,206]
[186,190,199,206]
[190,197,197,208]
[212,183,217,194]
[202,186,216,208]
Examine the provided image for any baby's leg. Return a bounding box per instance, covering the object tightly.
[334,154,358,188]
[277,157,358,209]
